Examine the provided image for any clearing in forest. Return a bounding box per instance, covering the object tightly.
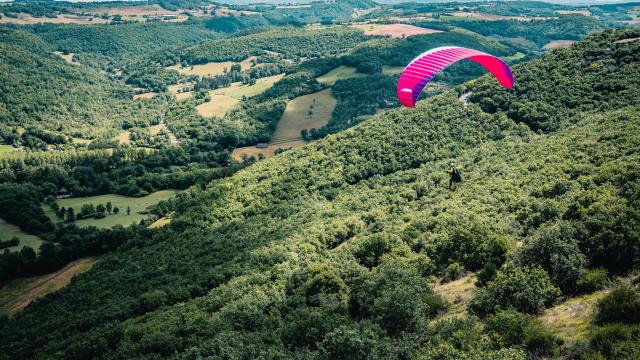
[356,23,442,38]
[196,93,240,117]
[132,92,157,100]
[432,274,477,321]
[220,74,284,99]
[43,190,179,229]
[317,66,367,85]
[539,290,607,343]
[0,256,100,315]
[381,65,404,75]
[231,140,310,162]
[53,51,79,65]
[272,88,336,142]
[167,56,258,77]
[544,40,576,49]
[0,218,43,252]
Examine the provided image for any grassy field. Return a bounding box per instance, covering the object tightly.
[132,92,157,100]
[232,140,311,161]
[503,52,527,62]
[539,290,607,342]
[317,66,367,85]
[544,40,576,50]
[272,88,336,142]
[0,145,16,154]
[221,74,284,99]
[381,65,404,75]
[148,217,171,229]
[432,274,477,322]
[0,219,43,251]
[351,23,386,32]
[53,51,79,66]
[167,57,257,77]
[196,93,240,117]
[0,256,100,315]
[43,190,179,229]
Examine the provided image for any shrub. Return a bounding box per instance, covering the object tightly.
[517,224,587,294]
[476,262,498,287]
[443,262,465,283]
[469,265,560,317]
[317,322,387,360]
[576,268,609,294]
[589,323,640,358]
[484,310,560,357]
[596,284,640,325]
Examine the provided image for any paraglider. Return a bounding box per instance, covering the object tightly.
[397,46,514,108]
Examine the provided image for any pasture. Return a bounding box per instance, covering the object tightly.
[381,65,404,75]
[544,40,576,49]
[221,74,284,99]
[317,66,366,85]
[539,290,606,342]
[196,93,240,117]
[43,190,179,229]
[0,219,43,252]
[272,88,336,142]
[167,57,257,77]
[232,140,310,162]
[0,145,16,154]
[0,256,100,315]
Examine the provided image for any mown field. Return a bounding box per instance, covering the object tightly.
[43,190,178,229]
[317,65,367,85]
[271,88,336,142]
[222,74,284,99]
[196,93,240,118]
[0,218,43,251]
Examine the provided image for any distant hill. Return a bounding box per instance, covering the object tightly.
[0,28,160,144]
[1,28,639,359]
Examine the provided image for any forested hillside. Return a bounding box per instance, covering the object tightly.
[0,28,159,142]
[1,29,639,359]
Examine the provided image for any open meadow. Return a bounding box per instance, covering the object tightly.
[167,57,258,77]
[43,190,178,229]
[317,66,366,85]
[271,88,336,142]
[0,219,43,251]
[196,93,240,117]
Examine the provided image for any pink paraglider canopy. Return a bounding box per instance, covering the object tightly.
[397,46,514,107]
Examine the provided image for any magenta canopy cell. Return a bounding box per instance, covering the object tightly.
[397,46,514,108]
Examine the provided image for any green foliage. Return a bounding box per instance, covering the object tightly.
[0,28,159,140]
[517,223,587,294]
[1,27,640,359]
[589,323,640,358]
[469,265,561,317]
[596,283,640,325]
[485,310,561,357]
[577,268,610,294]
[181,27,367,65]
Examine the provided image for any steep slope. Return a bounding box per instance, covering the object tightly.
[1,29,639,359]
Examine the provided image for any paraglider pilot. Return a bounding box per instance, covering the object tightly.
[449,161,462,190]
